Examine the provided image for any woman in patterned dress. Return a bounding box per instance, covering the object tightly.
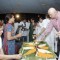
[3,14,22,55]
[0,21,22,60]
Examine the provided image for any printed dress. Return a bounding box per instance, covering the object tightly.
[3,23,15,55]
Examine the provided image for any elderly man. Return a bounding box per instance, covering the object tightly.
[36,8,60,59]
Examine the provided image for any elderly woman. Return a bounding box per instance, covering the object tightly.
[0,21,22,60]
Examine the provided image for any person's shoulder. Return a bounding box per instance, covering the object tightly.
[42,19,48,23]
[57,11,60,18]
[6,24,12,28]
[58,11,60,13]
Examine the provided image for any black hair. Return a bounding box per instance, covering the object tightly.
[5,14,14,24]
[46,14,50,18]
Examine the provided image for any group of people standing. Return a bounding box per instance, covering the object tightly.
[0,7,60,60]
[33,7,60,60]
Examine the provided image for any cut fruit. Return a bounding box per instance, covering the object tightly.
[23,48,36,56]
[38,46,48,50]
[38,49,52,53]
[37,52,53,58]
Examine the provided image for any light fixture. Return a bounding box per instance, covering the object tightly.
[15,14,20,19]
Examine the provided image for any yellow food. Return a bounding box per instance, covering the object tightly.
[28,45,34,47]
[37,52,53,58]
[40,46,48,50]
[24,43,35,47]
[23,48,36,56]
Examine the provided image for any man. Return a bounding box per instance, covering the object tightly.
[19,19,29,42]
[36,7,60,59]
[36,15,57,51]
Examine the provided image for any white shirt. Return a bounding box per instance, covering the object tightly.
[14,22,19,33]
[41,19,50,28]
[19,21,30,36]
[0,37,2,49]
[33,25,41,35]
[36,18,50,41]
[38,19,57,51]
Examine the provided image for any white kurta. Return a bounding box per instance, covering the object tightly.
[36,19,50,41]
[0,37,2,49]
[45,28,57,52]
[36,19,57,51]
[33,25,41,35]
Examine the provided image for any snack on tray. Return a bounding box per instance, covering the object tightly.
[23,47,35,50]
[37,52,53,58]
[23,48,36,56]
[37,49,52,53]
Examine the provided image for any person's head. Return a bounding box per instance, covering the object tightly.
[45,14,50,19]
[28,20,30,23]
[39,17,43,23]
[31,18,34,23]
[1,20,4,23]
[5,14,15,24]
[0,22,3,36]
[48,7,57,19]
[23,19,26,22]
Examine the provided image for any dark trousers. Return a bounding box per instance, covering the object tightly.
[56,37,60,57]
[21,36,27,42]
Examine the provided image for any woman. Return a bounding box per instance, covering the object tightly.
[3,14,22,55]
[0,21,22,60]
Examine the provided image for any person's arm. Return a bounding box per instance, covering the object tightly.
[36,21,53,41]
[6,25,22,40]
[0,54,22,60]
[7,32,22,40]
[36,27,45,37]
[35,20,49,37]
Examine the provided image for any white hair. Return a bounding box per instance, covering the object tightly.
[48,7,57,14]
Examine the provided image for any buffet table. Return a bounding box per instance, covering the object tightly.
[19,42,57,60]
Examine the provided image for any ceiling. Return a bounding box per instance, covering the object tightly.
[0,0,60,14]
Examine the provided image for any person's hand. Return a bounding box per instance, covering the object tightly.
[15,53,22,59]
[36,34,40,37]
[16,33,22,38]
[33,34,39,39]
[56,31,60,37]
[33,35,36,39]
[34,40,43,44]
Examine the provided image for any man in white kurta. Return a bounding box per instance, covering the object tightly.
[36,18,57,51]
[0,37,2,50]
[36,18,50,41]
